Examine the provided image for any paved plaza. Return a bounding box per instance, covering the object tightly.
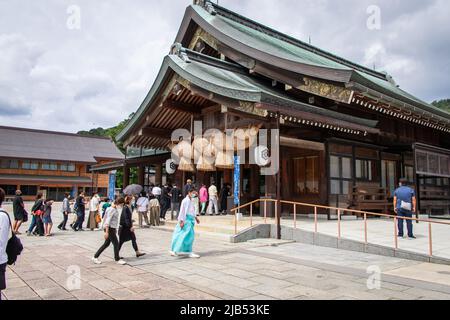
[3,202,450,300]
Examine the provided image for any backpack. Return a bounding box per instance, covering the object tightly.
[0,209,24,265]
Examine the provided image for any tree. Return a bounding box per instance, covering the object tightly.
[432,99,450,113]
[77,112,135,153]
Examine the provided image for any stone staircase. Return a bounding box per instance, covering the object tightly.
[156,214,275,237]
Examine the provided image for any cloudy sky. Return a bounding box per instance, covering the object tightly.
[0,0,449,133]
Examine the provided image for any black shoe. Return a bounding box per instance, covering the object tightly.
[136,253,146,258]
[57,226,62,230]
[409,236,417,239]
[78,229,85,232]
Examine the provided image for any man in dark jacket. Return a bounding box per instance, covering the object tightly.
[13,190,26,235]
[72,192,86,231]
[169,184,182,220]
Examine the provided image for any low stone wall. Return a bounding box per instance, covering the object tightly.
[230,224,271,243]
[231,224,450,265]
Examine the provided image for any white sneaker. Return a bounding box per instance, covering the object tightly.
[92,257,102,265]
[169,251,178,257]
[189,253,200,259]
[117,259,127,265]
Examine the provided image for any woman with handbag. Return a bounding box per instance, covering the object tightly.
[118,196,146,260]
[27,192,45,237]
[13,190,27,235]
[87,192,101,231]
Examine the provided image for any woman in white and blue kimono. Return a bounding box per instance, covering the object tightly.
[170,188,201,258]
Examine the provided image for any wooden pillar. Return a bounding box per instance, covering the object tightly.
[155,163,163,185]
[123,166,130,188]
[138,165,145,187]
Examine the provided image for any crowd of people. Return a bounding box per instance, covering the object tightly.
[5,179,232,255]
[0,180,232,297]
[0,177,419,299]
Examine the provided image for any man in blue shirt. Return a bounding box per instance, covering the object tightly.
[394,178,417,239]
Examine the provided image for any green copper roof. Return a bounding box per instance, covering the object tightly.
[187,3,450,121]
[196,6,351,71]
[117,53,378,142]
[169,55,377,127]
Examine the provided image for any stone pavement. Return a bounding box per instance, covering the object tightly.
[3,202,450,300]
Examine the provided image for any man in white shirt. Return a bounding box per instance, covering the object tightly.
[207,183,219,215]
[0,188,11,300]
[136,192,150,228]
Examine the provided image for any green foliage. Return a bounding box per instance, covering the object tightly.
[77,113,135,153]
[78,113,136,189]
[431,99,450,113]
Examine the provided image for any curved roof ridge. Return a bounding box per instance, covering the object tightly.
[207,1,389,81]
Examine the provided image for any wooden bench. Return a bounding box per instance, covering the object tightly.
[348,185,393,216]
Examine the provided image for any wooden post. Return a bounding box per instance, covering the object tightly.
[138,165,145,187]
[276,113,281,240]
[294,204,297,229]
[123,166,130,189]
[155,164,163,185]
[364,213,368,244]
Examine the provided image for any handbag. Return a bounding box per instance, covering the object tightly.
[23,210,29,223]
[95,213,102,224]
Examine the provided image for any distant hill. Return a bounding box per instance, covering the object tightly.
[77,112,135,153]
[432,99,450,114]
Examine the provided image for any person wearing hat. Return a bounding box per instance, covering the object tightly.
[394,178,417,239]
[183,179,193,197]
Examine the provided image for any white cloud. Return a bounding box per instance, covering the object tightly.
[0,0,449,132]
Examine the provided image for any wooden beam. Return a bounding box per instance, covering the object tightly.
[163,99,201,115]
[139,127,173,139]
[280,136,325,151]
[256,102,380,135]
[223,118,265,130]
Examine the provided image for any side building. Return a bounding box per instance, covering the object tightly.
[0,126,124,201]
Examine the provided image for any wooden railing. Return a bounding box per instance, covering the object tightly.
[231,199,450,257]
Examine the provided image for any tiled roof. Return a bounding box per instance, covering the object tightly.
[0,126,124,163]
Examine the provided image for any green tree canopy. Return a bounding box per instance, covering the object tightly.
[77,112,135,153]
[431,99,450,113]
